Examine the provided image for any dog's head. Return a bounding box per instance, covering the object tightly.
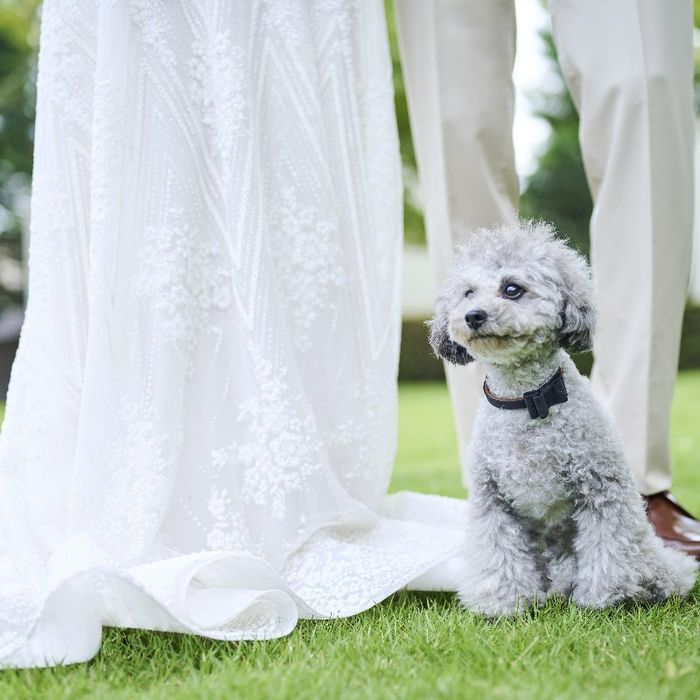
[428,219,595,366]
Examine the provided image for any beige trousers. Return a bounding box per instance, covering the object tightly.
[395,0,695,495]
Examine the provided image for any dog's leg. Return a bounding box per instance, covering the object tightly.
[541,519,576,601]
[571,478,698,608]
[459,493,547,617]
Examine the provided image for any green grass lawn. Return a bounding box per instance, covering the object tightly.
[2,373,700,699]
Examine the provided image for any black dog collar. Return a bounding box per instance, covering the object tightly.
[483,367,568,420]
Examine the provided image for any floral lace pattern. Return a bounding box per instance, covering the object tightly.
[206,486,259,555]
[68,398,173,561]
[189,31,247,174]
[138,203,232,358]
[271,188,345,352]
[126,0,177,68]
[210,358,323,522]
[0,0,464,669]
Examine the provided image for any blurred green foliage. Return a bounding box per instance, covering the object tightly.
[384,0,426,246]
[398,319,445,382]
[0,1,36,175]
[680,305,700,370]
[0,0,39,308]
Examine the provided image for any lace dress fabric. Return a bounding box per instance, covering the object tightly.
[0,0,465,668]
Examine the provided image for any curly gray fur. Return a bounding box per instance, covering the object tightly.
[431,219,697,616]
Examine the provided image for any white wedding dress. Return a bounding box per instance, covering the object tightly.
[0,0,465,668]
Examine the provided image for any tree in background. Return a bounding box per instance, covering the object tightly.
[384,0,425,247]
[0,0,39,309]
[519,33,592,257]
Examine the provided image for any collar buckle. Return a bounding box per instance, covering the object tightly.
[523,390,551,419]
[523,370,568,419]
[483,367,568,420]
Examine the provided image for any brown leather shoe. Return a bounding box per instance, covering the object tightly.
[644,491,700,560]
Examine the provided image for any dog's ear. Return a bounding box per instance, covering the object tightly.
[556,246,596,353]
[427,301,473,365]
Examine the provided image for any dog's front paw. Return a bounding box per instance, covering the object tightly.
[572,577,639,609]
[656,545,699,598]
[572,588,622,610]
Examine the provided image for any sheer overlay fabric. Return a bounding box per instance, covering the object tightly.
[0,0,465,667]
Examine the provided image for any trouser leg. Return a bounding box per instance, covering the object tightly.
[551,0,694,494]
[394,0,518,479]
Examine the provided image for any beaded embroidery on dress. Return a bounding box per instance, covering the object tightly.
[0,0,465,667]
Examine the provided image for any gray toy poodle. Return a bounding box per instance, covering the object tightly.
[429,219,697,616]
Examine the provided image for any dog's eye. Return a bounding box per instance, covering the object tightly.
[464,289,474,298]
[502,283,525,299]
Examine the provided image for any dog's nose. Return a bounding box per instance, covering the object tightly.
[465,309,488,330]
